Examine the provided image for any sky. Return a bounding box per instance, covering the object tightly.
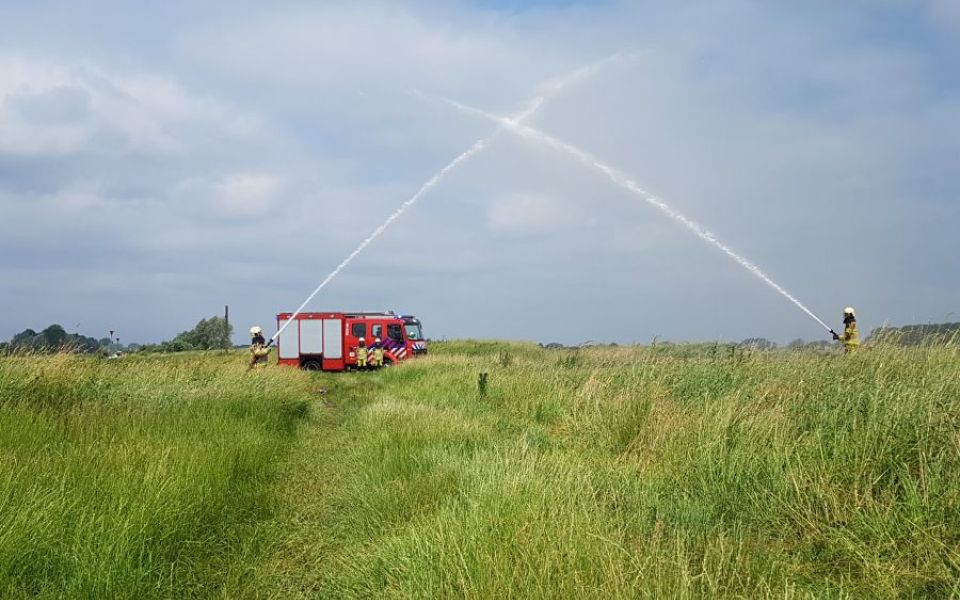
[1,0,958,346]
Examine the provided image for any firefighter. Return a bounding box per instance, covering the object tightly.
[249,326,270,368]
[831,307,860,353]
[356,337,368,368]
[371,337,385,368]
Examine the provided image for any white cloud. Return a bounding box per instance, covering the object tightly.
[213,173,285,216]
[178,4,526,93]
[175,173,286,218]
[486,192,584,236]
[0,55,265,157]
[923,0,960,32]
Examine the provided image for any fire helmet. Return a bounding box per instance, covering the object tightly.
[250,326,263,335]
[843,307,856,317]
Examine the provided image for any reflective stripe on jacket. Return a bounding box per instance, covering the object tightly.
[840,322,860,352]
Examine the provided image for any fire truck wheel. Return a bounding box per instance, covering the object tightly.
[383,356,395,367]
[302,359,322,371]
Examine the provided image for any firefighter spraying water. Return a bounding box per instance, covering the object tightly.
[248,326,270,370]
[831,307,860,353]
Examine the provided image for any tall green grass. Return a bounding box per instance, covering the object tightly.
[0,351,312,598]
[261,341,960,598]
[3,343,959,597]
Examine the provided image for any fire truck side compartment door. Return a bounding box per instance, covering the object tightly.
[300,319,323,355]
[323,319,343,359]
[278,318,300,359]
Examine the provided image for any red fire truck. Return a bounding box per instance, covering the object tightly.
[275,311,426,371]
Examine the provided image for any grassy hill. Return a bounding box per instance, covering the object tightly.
[1,343,958,597]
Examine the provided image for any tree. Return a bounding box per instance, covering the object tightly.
[42,324,68,348]
[868,322,960,346]
[7,326,114,354]
[10,329,38,348]
[170,316,233,351]
[739,338,777,351]
[70,334,101,353]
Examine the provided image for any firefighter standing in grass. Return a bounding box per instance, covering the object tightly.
[371,337,385,368]
[249,326,270,368]
[831,307,860,353]
[356,337,368,368]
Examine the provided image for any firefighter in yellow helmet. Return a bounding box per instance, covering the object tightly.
[831,307,860,353]
[356,337,368,369]
[249,326,270,369]
[371,337,385,368]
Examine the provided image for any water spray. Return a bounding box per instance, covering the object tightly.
[268,53,635,345]
[424,94,834,334]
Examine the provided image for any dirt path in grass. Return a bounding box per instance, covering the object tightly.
[217,383,368,597]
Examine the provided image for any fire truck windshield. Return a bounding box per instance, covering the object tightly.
[404,321,423,340]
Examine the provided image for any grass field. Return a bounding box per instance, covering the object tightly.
[1,342,958,597]
[0,352,312,597]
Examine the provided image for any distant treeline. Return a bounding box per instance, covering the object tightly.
[538,339,835,352]
[7,319,958,355]
[867,322,960,346]
[538,321,960,352]
[739,322,960,350]
[2,316,234,355]
[139,317,233,353]
[1,325,111,354]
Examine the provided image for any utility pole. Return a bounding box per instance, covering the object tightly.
[224,305,230,348]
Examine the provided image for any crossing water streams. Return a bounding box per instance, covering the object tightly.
[270,54,632,343]
[430,95,833,333]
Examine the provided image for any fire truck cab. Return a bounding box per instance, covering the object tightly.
[275,311,426,371]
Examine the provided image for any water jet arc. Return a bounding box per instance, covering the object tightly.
[429,94,832,333]
[269,53,634,344]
